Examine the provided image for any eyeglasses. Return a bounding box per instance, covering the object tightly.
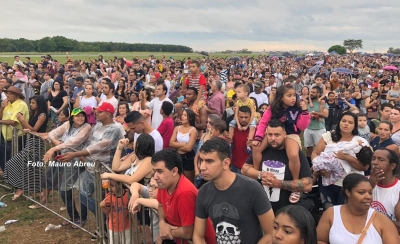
[147,184,158,191]
[206,121,213,125]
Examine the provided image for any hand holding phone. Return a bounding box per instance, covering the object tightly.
[54,155,64,161]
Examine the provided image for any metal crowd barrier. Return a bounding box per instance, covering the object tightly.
[0,125,170,244]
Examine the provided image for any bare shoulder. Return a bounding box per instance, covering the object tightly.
[373,211,394,230]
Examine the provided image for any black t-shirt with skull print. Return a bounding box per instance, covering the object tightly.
[196,174,272,244]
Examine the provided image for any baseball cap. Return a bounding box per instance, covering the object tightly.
[254,81,263,88]
[94,102,115,114]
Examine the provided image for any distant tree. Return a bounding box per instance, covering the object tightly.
[52,36,75,52]
[239,48,252,54]
[199,51,209,56]
[343,39,363,53]
[37,37,57,52]
[328,45,347,55]
[0,36,194,53]
[388,47,400,54]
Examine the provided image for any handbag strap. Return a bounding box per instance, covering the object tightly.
[357,211,377,244]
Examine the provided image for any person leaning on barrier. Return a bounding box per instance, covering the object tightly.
[58,102,125,239]
[0,86,29,174]
[3,95,48,201]
[128,176,160,244]
[42,107,92,226]
[152,149,216,244]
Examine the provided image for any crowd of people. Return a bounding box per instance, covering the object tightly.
[1,53,400,243]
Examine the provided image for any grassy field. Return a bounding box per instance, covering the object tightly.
[0,183,95,244]
[0,52,257,65]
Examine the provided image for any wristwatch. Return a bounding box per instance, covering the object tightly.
[258,171,262,180]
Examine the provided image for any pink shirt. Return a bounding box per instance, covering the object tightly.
[207,91,225,117]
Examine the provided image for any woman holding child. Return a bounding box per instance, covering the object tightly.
[312,111,370,209]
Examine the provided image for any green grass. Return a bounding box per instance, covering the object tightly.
[0,52,258,65]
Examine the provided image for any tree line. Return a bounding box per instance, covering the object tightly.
[0,36,193,53]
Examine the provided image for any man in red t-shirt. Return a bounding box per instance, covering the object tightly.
[153,149,216,244]
[157,101,174,149]
[231,106,252,173]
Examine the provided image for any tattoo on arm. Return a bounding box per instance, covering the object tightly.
[280,177,312,192]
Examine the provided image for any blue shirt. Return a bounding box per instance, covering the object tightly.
[338,98,355,111]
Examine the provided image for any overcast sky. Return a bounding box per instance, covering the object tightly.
[2,0,398,53]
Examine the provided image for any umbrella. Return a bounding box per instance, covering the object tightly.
[330,50,338,55]
[315,60,324,65]
[229,57,240,62]
[387,53,394,57]
[332,68,353,74]
[383,66,399,71]
[282,52,293,57]
[308,65,329,75]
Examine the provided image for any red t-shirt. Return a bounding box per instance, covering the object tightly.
[231,127,250,169]
[157,117,174,149]
[371,82,379,89]
[157,175,216,244]
[154,72,161,80]
[185,73,208,100]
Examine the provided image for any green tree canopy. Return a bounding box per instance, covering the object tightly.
[328,45,347,55]
[343,39,363,53]
[0,36,193,53]
[388,47,400,54]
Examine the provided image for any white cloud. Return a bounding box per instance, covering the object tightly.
[1,0,398,52]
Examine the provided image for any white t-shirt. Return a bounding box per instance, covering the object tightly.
[79,96,98,109]
[250,92,269,107]
[134,129,163,152]
[113,81,118,90]
[99,96,119,117]
[372,178,400,221]
[164,80,171,98]
[148,97,173,129]
[1,92,6,101]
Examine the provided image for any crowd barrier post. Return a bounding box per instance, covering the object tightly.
[1,129,161,243]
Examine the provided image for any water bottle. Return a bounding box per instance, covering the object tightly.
[0,202,7,208]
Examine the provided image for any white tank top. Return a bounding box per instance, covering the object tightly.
[329,205,382,244]
[372,178,400,221]
[176,126,195,144]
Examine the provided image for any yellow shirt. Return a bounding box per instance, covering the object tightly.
[1,99,29,140]
[226,89,235,107]
[236,98,255,111]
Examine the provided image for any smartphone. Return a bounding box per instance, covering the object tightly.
[54,155,64,160]
[184,70,189,74]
